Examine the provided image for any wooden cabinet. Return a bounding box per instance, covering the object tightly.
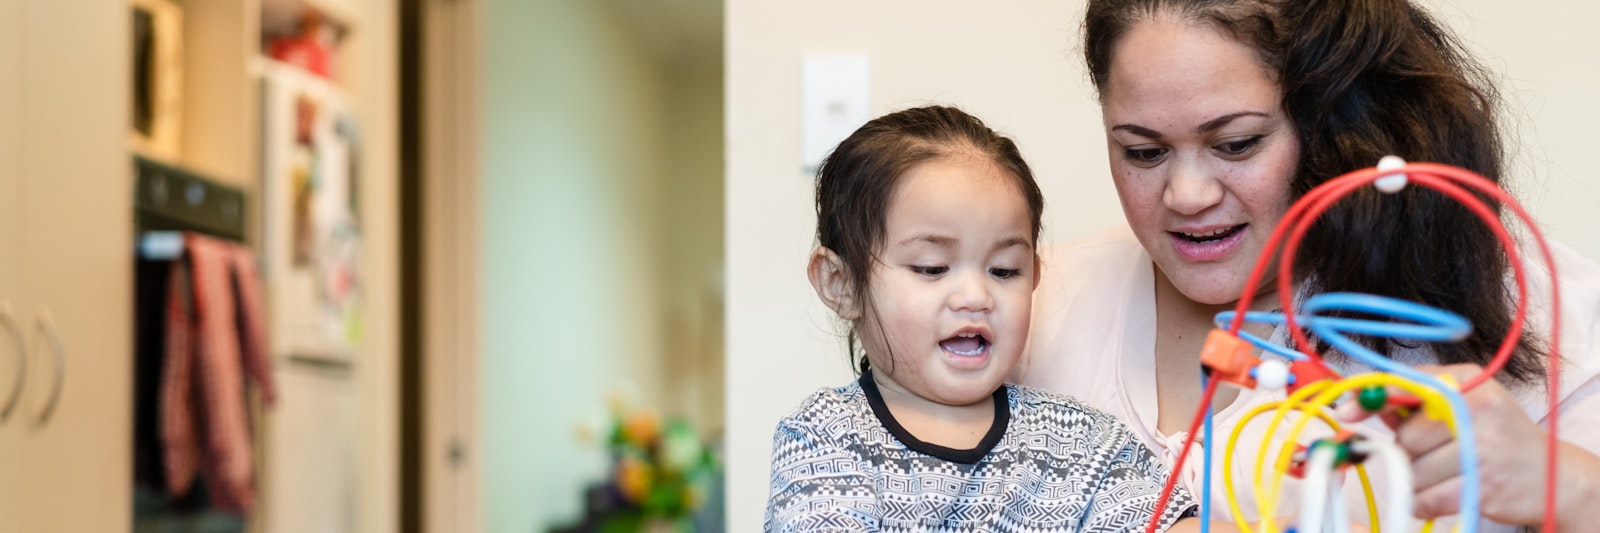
[0,0,25,529]
[0,0,397,530]
[0,0,133,531]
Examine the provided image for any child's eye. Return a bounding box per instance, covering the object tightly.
[989,268,1021,279]
[910,265,948,276]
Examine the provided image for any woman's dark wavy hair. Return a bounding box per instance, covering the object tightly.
[1084,0,1544,383]
[814,105,1045,375]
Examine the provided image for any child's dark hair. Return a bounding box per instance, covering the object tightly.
[814,105,1045,375]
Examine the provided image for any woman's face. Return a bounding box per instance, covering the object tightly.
[1100,17,1300,305]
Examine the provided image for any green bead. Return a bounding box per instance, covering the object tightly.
[1310,439,1352,466]
[1358,385,1388,412]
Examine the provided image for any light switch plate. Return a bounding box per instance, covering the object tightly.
[800,55,870,173]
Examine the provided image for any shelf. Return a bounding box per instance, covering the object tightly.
[253,55,348,102]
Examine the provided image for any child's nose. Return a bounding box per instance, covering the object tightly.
[949,271,995,313]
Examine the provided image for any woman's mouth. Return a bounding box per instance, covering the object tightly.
[1168,224,1247,262]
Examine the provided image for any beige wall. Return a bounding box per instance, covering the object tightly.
[346,1,400,531]
[1426,0,1600,260]
[726,0,1600,528]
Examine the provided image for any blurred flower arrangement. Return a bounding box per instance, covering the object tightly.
[574,396,720,532]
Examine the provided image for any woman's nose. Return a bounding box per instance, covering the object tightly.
[1163,157,1225,216]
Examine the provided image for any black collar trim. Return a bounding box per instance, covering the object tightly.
[859,370,1008,465]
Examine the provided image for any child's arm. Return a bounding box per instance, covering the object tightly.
[1076,439,1198,533]
[764,414,879,532]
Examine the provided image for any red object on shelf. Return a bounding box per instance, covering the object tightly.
[268,12,332,78]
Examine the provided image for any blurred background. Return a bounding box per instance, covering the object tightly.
[2,0,724,531]
[0,0,1595,532]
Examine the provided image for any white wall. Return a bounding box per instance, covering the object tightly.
[726,0,1600,529]
[1423,0,1600,259]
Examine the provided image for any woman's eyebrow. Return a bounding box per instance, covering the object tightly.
[1111,111,1271,139]
[1111,123,1162,139]
[1196,111,1269,133]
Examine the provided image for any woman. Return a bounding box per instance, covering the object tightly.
[1017,0,1600,530]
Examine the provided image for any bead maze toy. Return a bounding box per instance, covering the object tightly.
[1142,156,1565,533]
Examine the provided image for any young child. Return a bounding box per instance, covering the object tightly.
[765,105,1205,532]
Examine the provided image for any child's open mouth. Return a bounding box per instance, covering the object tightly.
[939,332,988,357]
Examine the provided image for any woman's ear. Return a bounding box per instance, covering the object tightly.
[808,247,861,320]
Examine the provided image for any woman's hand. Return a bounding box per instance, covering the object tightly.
[1335,363,1600,530]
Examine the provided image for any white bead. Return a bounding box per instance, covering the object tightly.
[1255,359,1291,391]
[1375,155,1408,193]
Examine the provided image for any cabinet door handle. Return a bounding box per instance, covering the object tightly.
[0,303,24,423]
[29,312,63,426]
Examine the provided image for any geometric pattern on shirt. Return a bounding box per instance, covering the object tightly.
[766,380,1197,532]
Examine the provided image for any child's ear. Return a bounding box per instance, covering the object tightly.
[1032,255,1043,290]
[808,247,861,320]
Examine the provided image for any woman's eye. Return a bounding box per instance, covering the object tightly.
[1216,136,1262,156]
[1123,147,1167,165]
[911,265,948,276]
[989,268,1021,279]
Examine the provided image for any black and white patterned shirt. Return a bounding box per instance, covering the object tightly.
[766,372,1197,532]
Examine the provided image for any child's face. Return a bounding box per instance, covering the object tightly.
[859,154,1037,407]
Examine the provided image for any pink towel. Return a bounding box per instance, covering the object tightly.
[160,232,276,512]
